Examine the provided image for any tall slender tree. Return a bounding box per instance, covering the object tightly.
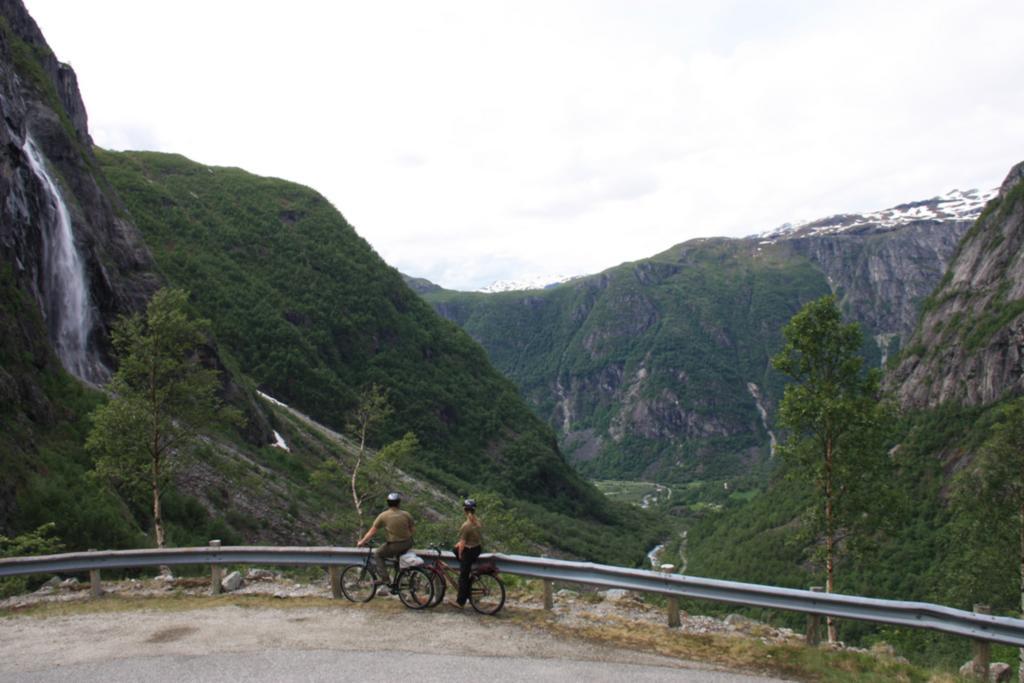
[347,384,393,535]
[87,288,235,548]
[772,295,891,643]
[311,384,417,541]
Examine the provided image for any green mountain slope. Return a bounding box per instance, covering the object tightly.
[96,149,657,564]
[425,238,831,483]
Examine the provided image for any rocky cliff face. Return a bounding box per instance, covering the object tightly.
[892,162,1024,408]
[0,0,159,376]
[759,189,991,362]
[784,222,971,361]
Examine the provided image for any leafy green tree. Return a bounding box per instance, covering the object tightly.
[0,523,63,597]
[772,295,892,642]
[951,398,1024,680]
[86,288,237,548]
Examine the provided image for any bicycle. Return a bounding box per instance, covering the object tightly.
[339,540,434,609]
[421,544,506,615]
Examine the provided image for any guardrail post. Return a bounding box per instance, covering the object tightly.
[209,540,222,595]
[970,604,991,679]
[667,596,681,627]
[543,579,553,610]
[88,549,102,598]
[806,586,824,645]
[661,564,680,628]
[329,565,342,599]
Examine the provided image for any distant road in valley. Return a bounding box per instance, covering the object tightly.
[0,603,786,682]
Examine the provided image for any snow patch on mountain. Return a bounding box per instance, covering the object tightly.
[755,188,998,243]
[478,274,582,293]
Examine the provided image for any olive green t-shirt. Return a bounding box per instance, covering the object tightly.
[373,508,414,543]
[458,519,482,548]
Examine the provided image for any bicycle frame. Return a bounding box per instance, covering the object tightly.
[357,539,405,587]
[422,547,456,587]
[342,540,434,609]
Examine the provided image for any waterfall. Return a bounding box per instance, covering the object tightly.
[746,382,778,457]
[22,134,107,385]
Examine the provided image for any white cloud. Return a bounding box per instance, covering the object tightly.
[24,0,1024,291]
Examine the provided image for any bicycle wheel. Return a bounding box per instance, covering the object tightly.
[396,567,434,609]
[427,569,446,607]
[340,564,376,602]
[469,573,505,615]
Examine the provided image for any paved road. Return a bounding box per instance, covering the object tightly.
[8,650,778,682]
[0,603,786,682]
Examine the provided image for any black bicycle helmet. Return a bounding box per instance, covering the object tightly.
[387,492,401,505]
[463,498,476,511]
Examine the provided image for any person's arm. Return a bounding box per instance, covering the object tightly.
[357,525,378,547]
[454,521,466,558]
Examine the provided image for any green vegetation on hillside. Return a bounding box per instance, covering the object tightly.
[0,265,141,546]
[0,523,63,597]
[686,400,1019,667]
[96,149,658,564]
[949,398,1024,621]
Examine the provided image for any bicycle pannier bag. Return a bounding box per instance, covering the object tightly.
[474,560,497,575]
[399,552,424,568]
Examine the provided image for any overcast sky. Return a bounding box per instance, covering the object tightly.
[23,1,1024,290]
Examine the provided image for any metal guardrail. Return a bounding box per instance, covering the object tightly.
[0,546,367,576]
[491,554,1024,647]
[2,545,1023,648]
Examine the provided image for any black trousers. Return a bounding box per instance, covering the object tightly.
[455,545,482,605]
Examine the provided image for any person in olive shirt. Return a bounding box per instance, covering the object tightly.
[453,498,483,607]
[357,492,415,585]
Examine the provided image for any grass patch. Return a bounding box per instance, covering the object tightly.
[592,480,671,508]
[963,298,1024,351]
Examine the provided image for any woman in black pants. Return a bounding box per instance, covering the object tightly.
[453,499,482,607]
